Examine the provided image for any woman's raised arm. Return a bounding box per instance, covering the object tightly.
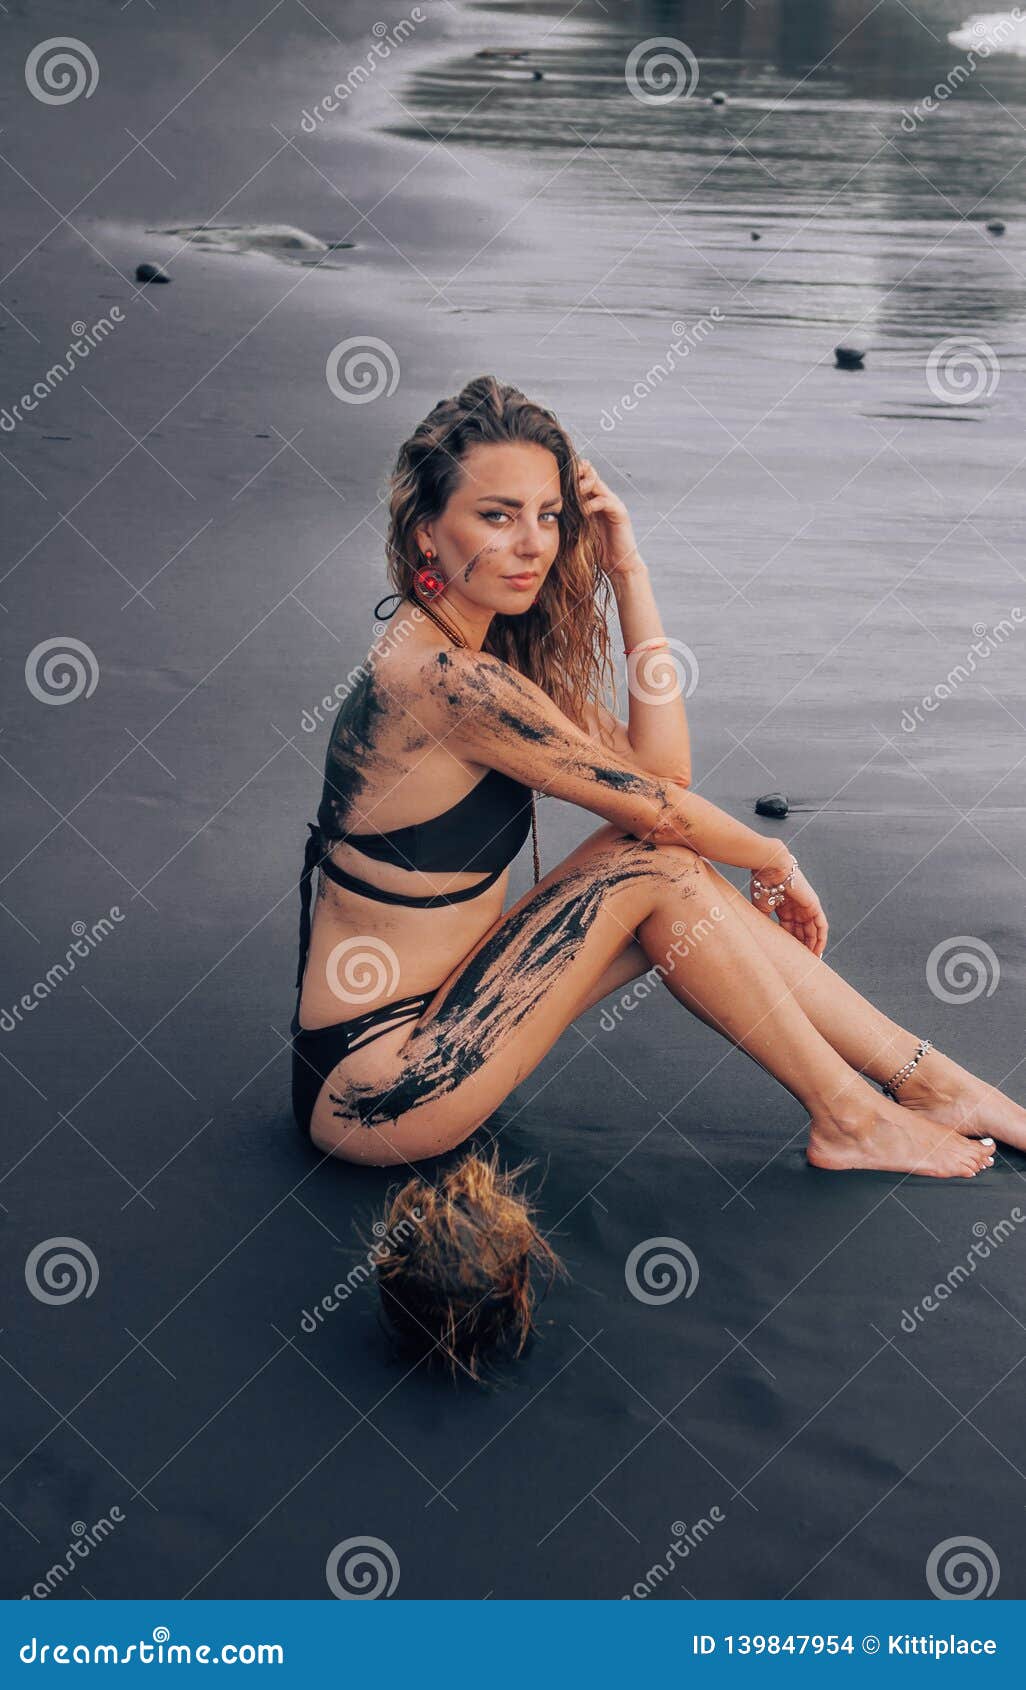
[421,647,792,876]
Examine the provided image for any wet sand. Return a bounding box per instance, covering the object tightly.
[2,0,1026,1600]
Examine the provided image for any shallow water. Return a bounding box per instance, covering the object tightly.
[375,0,1026,792]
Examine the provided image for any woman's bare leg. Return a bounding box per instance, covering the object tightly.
[310,829,991,1178]
[692,860,1024,1153]
[629,888,993,1178]
[587,861,1019,1154]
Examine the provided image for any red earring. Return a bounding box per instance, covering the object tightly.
[414,559,445,599]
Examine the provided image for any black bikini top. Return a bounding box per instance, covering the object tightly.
[317,764,533,876]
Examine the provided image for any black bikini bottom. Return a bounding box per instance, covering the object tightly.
[291,822,492,1137]
[291,991,436,1139]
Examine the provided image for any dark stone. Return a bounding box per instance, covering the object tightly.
[709,90,728,105]
[986,219,1006,235]
[755,791,789,818]
[834,344,865,370]
[751,230,761,240]
[476,48,528,59]
[135,262,170,284]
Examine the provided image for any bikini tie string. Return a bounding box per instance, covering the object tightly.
[296,821,322,990]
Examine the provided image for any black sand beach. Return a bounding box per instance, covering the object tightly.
[2,0,1026,1599]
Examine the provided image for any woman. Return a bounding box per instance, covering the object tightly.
[289,375,1020,1359]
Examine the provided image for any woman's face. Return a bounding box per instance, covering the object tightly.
[415,440,564,616]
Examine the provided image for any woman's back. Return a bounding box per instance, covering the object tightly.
[296,631,531,1032]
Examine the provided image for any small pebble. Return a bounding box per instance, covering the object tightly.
[135,262,170,284]
[986,219,1006,235]
[755,792,789,818]
[751,230,761,241]
[709,90,728,105]
[834,344,865,370]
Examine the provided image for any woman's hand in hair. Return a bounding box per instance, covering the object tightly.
[576,459,645,579]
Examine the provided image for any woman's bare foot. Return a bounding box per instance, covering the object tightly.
[807,1094,994,1179]
[892,1046,1026,1154]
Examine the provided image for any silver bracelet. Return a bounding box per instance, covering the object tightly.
[751,854,797,910]
[881,1038,932,1099]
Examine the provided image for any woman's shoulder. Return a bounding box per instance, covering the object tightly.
[412,643,536,722]
[357,640,499,743]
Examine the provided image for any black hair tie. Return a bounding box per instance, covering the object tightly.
[374,591,405,620]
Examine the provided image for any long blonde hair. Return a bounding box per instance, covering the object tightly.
[385,374,616,728]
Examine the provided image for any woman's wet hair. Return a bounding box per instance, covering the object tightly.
[385,373,617,736]
[375,1147,565,1382]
